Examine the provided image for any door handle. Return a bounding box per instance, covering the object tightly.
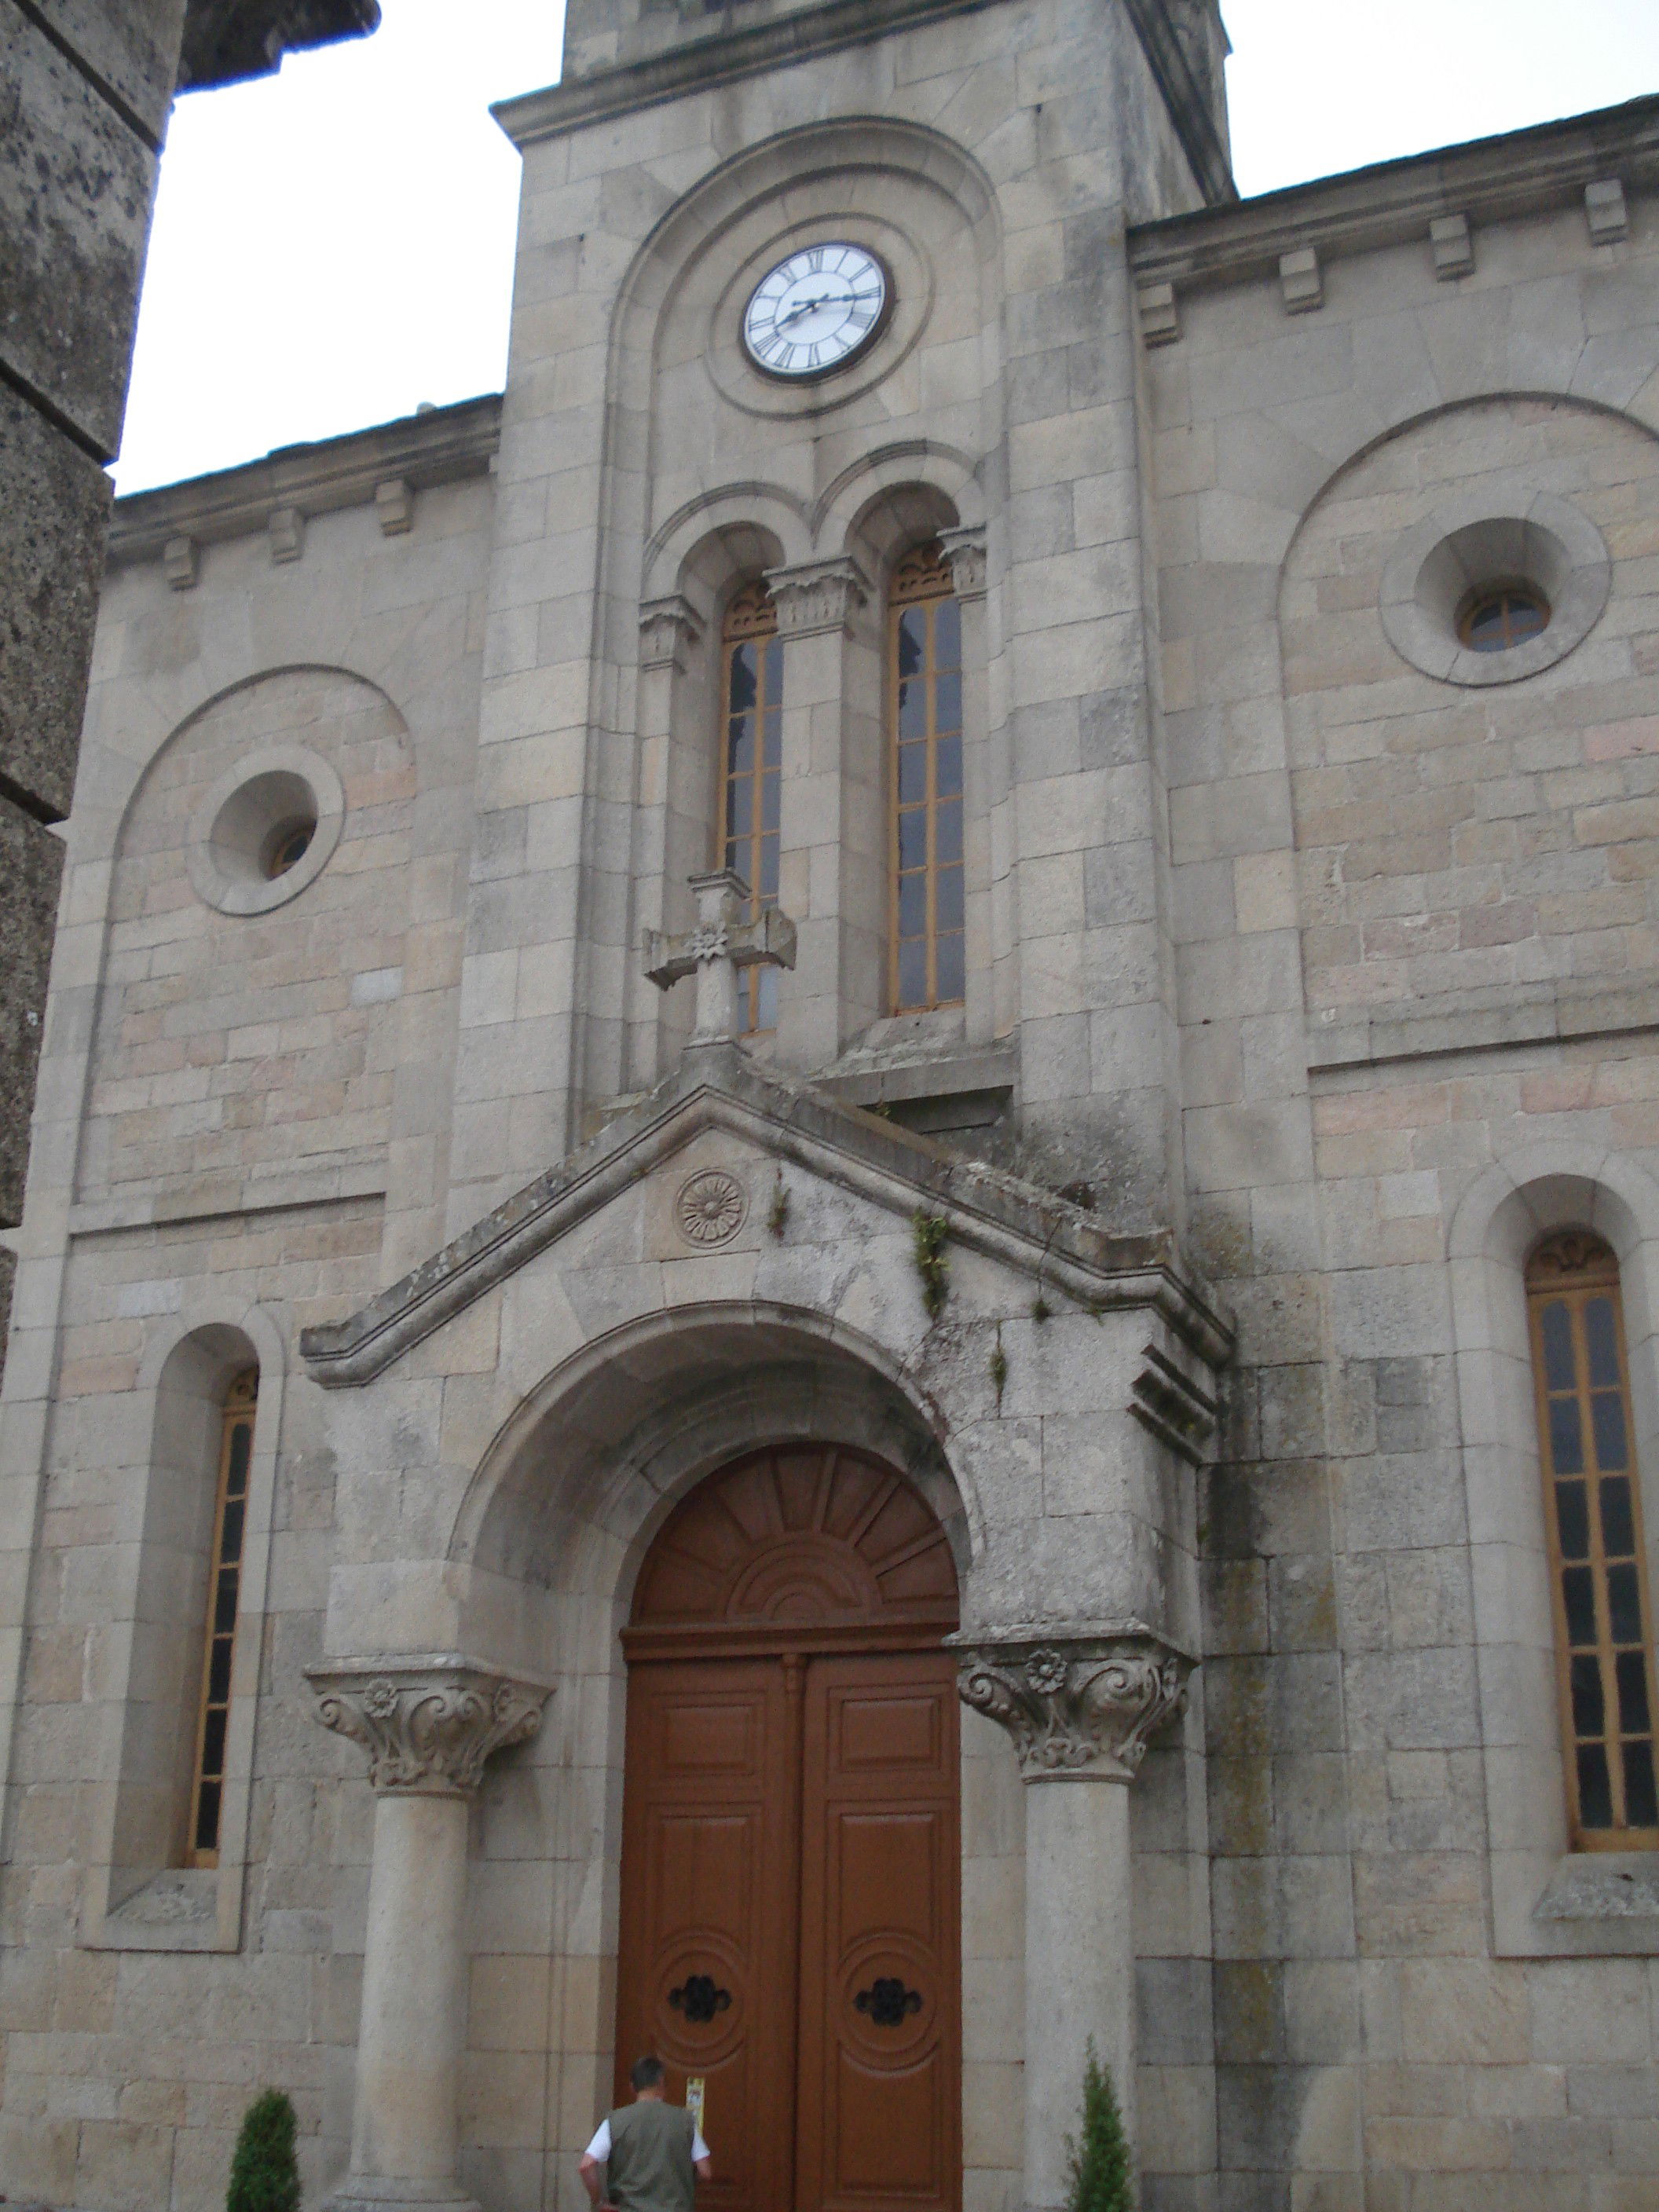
[855,1977,922,2027]
[670,1974,732,2025]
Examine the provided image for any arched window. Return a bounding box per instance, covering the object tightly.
[720,581,783,1034]
[889,543,963,1013]
[1528,1232,1659,1848]
[187,1366,256,1866]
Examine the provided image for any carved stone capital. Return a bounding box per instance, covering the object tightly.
[764,556,870,639]
[639,595,705,672]
[937,526,987,601]
[306,1656,552,1798]
[954,1634,1188,1782]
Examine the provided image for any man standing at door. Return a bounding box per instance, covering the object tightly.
[580,2055,713,2212]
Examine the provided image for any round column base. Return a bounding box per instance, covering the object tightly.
[327,2179,482,2212]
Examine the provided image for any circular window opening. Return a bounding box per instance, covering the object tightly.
[1457,580,1552,654]
[208,769,320,890]
[262,818,315,878]
[1379,496,1611,689]
[188,745,344,917]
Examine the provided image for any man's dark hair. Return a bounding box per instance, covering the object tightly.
[631,2055,667,2092]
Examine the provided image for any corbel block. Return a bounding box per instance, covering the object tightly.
[1430,213,1474,280]
[1586,178,1629,246]
[1279,247,1323,315]
[375,478,415,536]
[1136,278,1181,348]
[268,507,305,564]
[162,535,200,591]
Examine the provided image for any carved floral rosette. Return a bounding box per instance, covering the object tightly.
[307,1658,552,1797]
[955,1635,1189,1782]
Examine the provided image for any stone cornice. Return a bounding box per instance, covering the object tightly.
[952,1631,1190,1782]
[1129,91,1659,303]
[298,1042,1233,1388]
[106,393,502,569]
[495,0,1233,205]
[306,1656,552,1798]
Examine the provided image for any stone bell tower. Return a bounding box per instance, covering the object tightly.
[441,0,1235,1251]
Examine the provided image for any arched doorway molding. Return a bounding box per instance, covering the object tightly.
[446,1302,976,1671]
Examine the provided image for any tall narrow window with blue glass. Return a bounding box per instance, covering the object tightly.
[1529,1232,1659,1848]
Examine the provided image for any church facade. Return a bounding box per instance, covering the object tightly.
[4,2,1659,2206]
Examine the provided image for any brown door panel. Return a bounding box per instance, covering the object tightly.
[797,1654,961,2212]
[616,1662,800,2212]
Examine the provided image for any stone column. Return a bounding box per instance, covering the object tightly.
[764,555,874,1064]
[956,1635,1188,2209]
[628,595,708,1085]
[308,1657,553,2212]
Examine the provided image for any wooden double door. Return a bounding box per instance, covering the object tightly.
[613,1440,964,2212]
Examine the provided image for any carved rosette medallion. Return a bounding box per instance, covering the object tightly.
[676,1167,748,1247]
[307,1658,551,1797]
[955,1635,1189,1782]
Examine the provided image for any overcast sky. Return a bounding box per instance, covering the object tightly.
[113,0,1659,494]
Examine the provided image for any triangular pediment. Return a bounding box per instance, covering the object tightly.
[299,1042,1229,1386]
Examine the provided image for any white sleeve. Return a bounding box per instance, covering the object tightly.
[692,2130,710,2162]
[585,2120,613,2163]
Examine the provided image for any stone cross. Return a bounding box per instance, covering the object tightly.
[645,869,797,1042]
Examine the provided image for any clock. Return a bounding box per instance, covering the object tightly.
[742,243,890,379]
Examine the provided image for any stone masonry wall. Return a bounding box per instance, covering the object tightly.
[82,667,413,1203]
[1151,150,1659,2208]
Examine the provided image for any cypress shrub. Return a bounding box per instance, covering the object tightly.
[226,2088,302,2212]
[1064,2038,1134,2212]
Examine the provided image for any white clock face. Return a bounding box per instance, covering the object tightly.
[742,244,889,379]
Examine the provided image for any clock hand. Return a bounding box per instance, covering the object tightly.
[776,289,859,329]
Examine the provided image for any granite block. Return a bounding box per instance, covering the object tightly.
[0,391,111,821]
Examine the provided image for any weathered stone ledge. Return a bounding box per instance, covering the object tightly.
[1130,89,1659,298]
[300,1042,1233,1387]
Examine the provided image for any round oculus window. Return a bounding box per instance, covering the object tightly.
[1456,581,1551,654]
[185,744,345,917]
[742,244,889,379]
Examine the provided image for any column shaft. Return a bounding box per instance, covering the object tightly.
[1024,1778,1135,2212]
[341,1791,476,2209]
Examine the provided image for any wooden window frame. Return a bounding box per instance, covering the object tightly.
[1528,1232,1659,1851]
[720,580,783,1035]
[185,1368,257,1869]
[888,543,965,1016]
[1456,579,1551,654]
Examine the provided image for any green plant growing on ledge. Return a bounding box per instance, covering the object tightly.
[1065,2039,1133,2212]
[990,1333,1009,1407]
[768,1174,790,1237]
[911,1211,950,1319]
[227,2088,302,2212]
